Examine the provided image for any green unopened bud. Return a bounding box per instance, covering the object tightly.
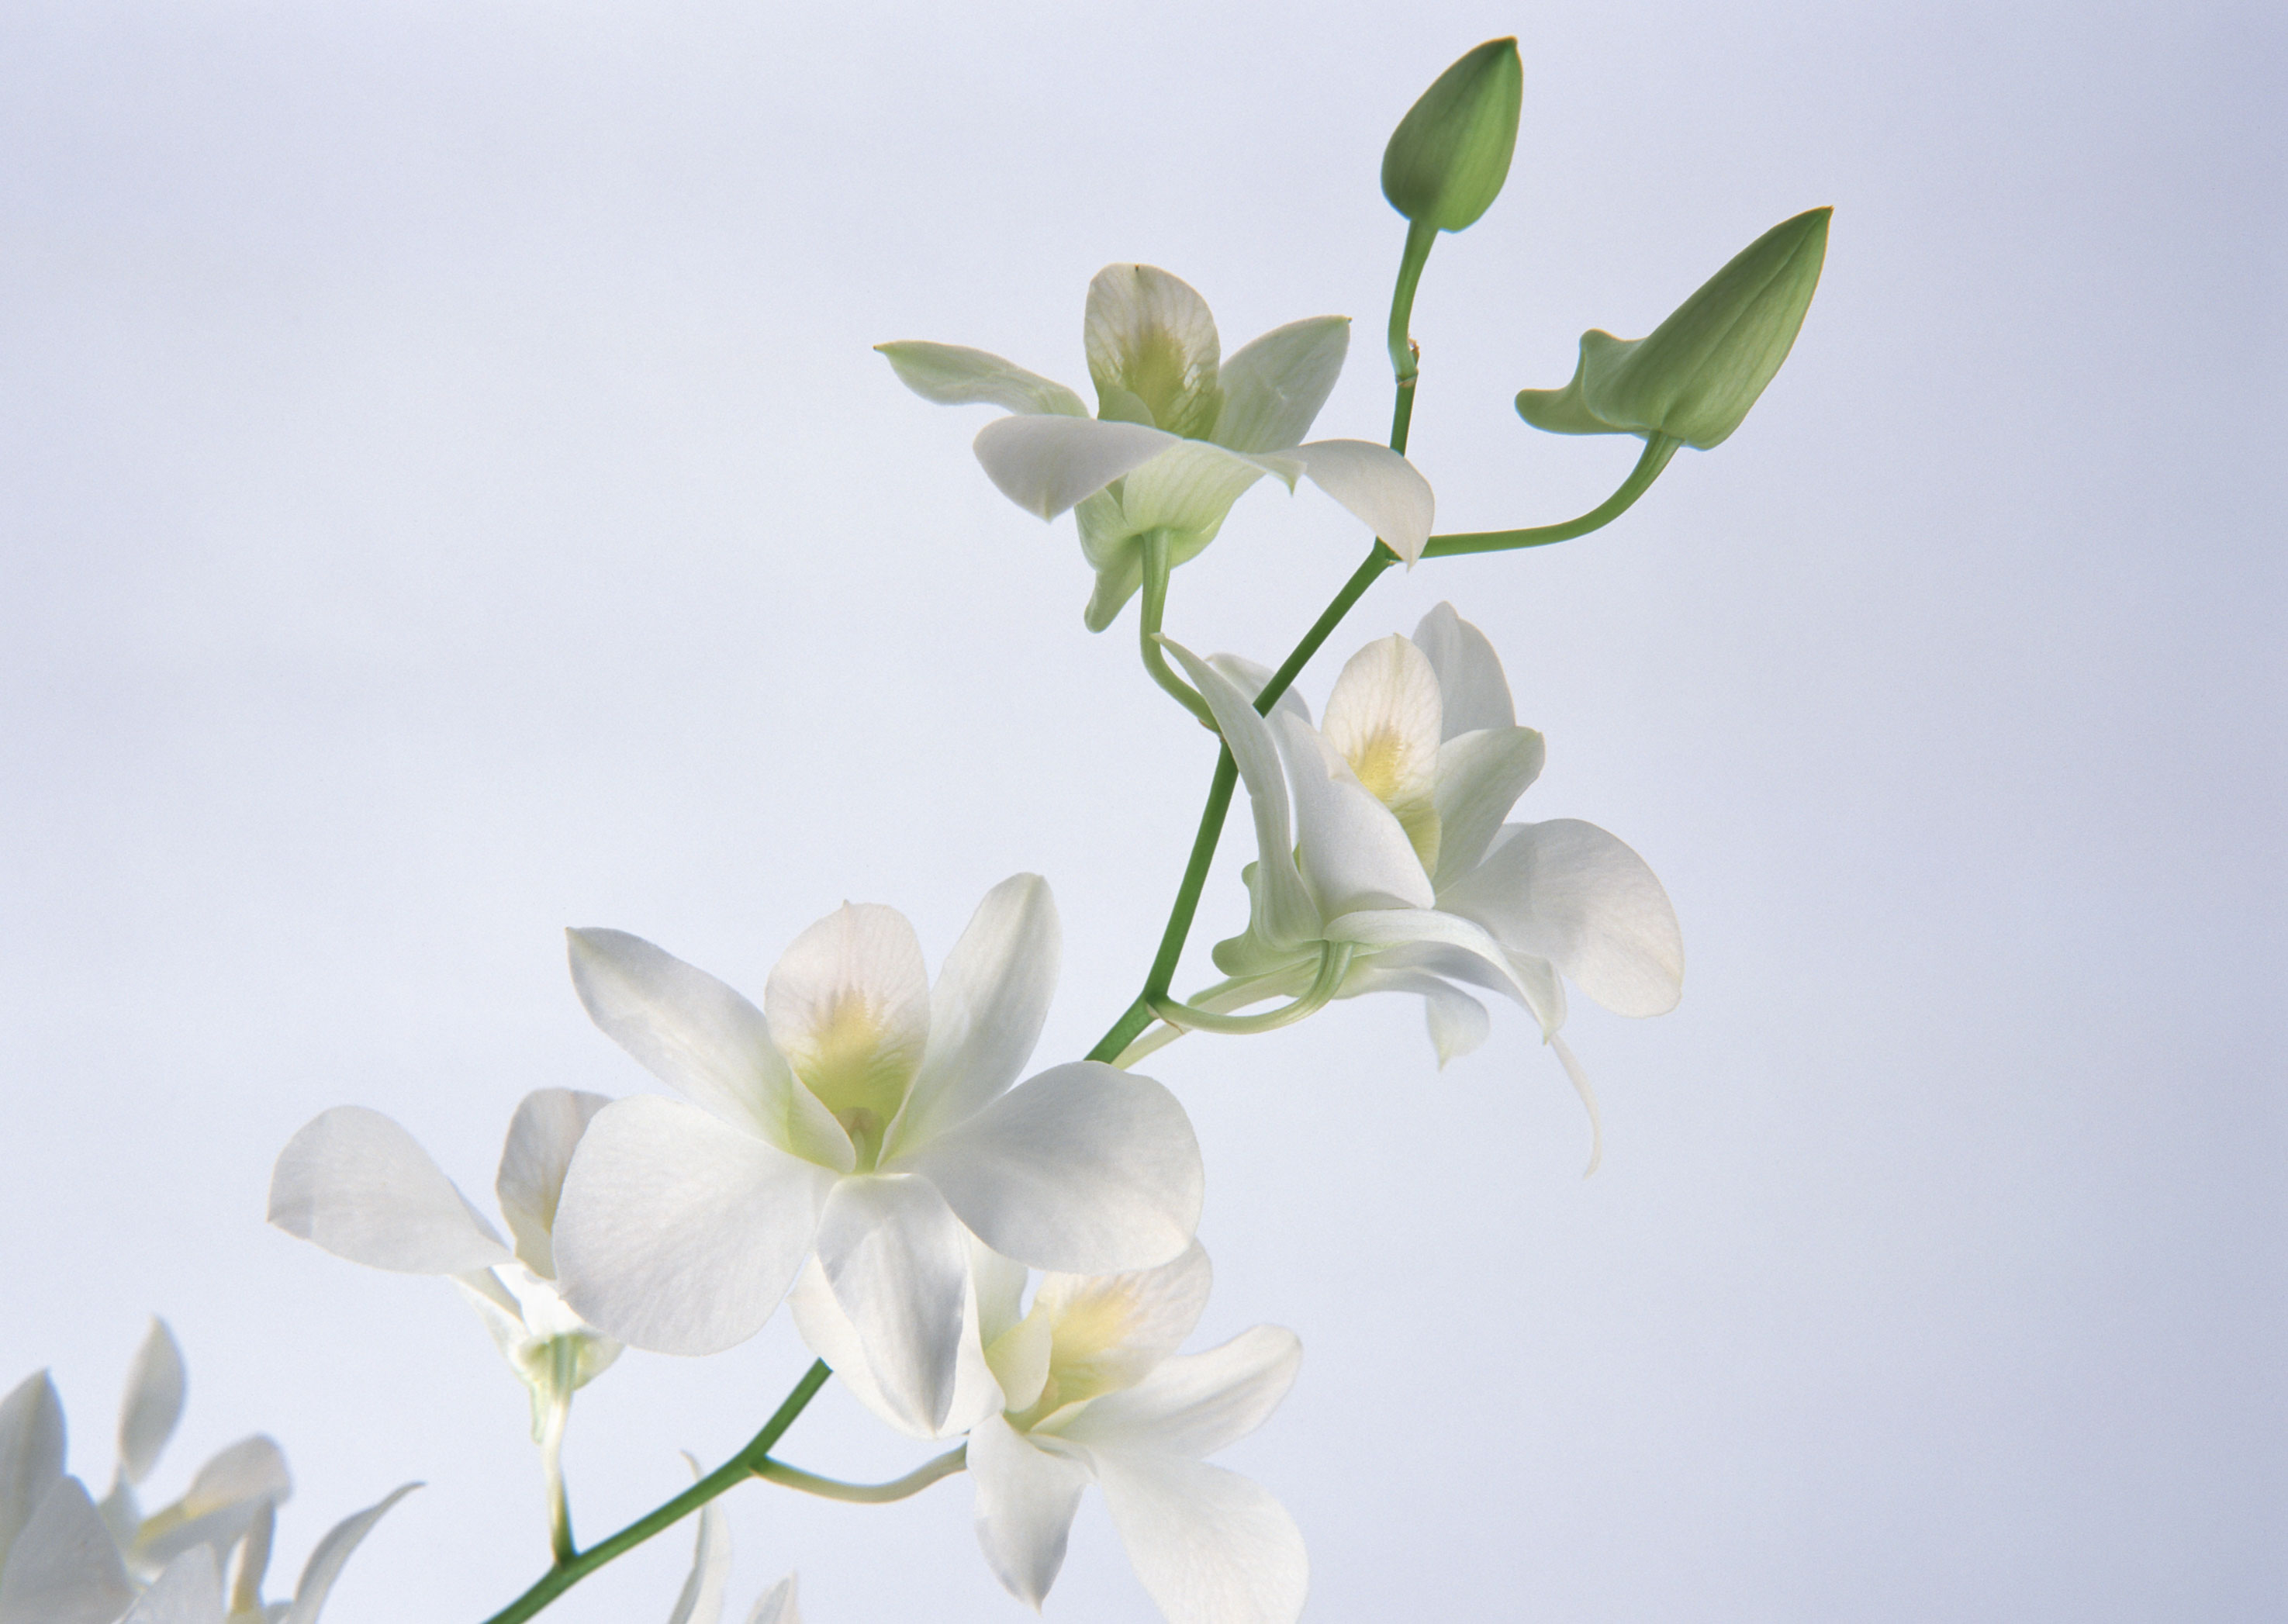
[1516,206,1830,450]
[1381,39,1524,233]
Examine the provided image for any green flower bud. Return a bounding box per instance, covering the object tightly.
[1381,39,1524,233]
[1516,206,1831,450]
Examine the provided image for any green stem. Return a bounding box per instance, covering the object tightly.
[1422,434,1678,557]
[478,1361,831,1624]
[1148,944,1353,1035]
[1139,530,1216,727]
[1386,218,1436,383]
[751,1446,966,1505]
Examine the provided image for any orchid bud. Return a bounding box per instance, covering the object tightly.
[1381,39,1523,234]
[1516,206,1830,449]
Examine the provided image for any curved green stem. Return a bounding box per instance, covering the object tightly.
[1139,530,1216,728]
[1148,945,1352,1035]
[1387,218,1436,384]
[477,1361,831,1624]
[1422,434,1678,557]
[751,1446,966,1505]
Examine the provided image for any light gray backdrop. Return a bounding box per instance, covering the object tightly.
[2,2,2279,1620]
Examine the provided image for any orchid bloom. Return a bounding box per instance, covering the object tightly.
[1156,603,1683,1170]
[549,873,1205,1436]
[799,1239,1305,1624]
[881,264,1434,630]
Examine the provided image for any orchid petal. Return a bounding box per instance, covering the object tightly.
[1429,727,1546,887]
[1202,654,1312,726]
[972,415,1177,520]
[1339,966,1492,1066]
[1090,1450,1308,1624]
[1057,1325,1301,1460]
[967,1415,1089,1611]
[130,1435,290,1574]
[1162,641,1317,948]
[969,1236,1031,1349]
[566,930,834,1159]
[983,1304,1053,1418]
[1322,905,1530,1004]
[554,1097,835,1355]
[120,1547,221,1624]
[746,1574,800,1624]
[116,1318,185,1491]
[1551,1034,1606,1178]
[1113,440,1283,538]
[904,1063,1201,1276]
[1438,820,1684,1016]
[1030,1242,1213,1408]
[1272,714,1436,915]
[1294,440,1434,561]
[1213,317,1350,453]
[0,1479,134,1624]
[1322,634,1445,871]
[892,875,1059,1159]
[791,1248,1004,1442]
[278,1482,417,1624]
[268,1107,510,1276]
[496,1090,612,1280]
[663,1457,730,1624]
[1412,603,1516,737]
[0,1373,66,1574]
[813,1177,970,1435]
[765,904,931,1165]
[1084,264,1222,439]
[874,342,1087,418]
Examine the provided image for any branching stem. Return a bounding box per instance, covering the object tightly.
[751,1447,966,1505]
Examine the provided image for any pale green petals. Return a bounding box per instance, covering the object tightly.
[1117,442,1285,548]
[746,1574,800,1624]
[566,929,810,1152]
[0,1478,135,1624]
[1030,1242,1212,1409]
[268,1107,510,1276]
[0,1373,67,1573]
[874,342,1088,418]
[904,1063,1202,1277]
[1272,714,1436,917]
[277,1482,416,1624]
[554,1097,835,1354]
[1440,820,1684,1017]
[120,1547,220,1624]
[973,414,1177,520]
[1084,264,1222,439]
[1291,441,1436,562]
[1161,641,1317,950]
[1322,634,1445,871]
[1090,1452,1308,1624]
[966,1415,1089,1611]
[664,1457,730,1624]
[813,1177,970,1435]
[893,874,1060,1161]
[496,1090,612,1280]
[1056,1324,1299,1460]
[1411,603,1515,737]
[1212,317,1350,454]
[766,904,932,1166]
[1429,727,1546,887]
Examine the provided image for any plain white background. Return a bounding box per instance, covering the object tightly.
[2,2,2279,1619]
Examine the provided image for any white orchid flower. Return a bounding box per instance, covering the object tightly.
[268,1090,624,1555]
[120,1483,416,1624]
[550,873,1205,1437]
[881,264,1435,631]
[804,1238,1305,1624]
[1155,603,1684,1170]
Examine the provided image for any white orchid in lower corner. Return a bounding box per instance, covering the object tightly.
[1156,602,1685,1170]
[550,873,1204,1439]
[881,263,1433,630]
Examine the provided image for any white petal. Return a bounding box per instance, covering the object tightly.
[0,1479,134,1624]
[554,1097,835,1355]
[813,1178,970,1435]
[904,1064,1201,1276]
[1030,1242,1213,1406]
[983,1304,1052,1418]
[790,1252,1003,1442]
[1212,316,1349,453]
[966,1415,1089,1611]
[1090,1451,1308,1624]
[874,342,1088,417]
[116,1318,186,1489]
[1339,966,1492,1066]
[1412,603,1516,737]
[1272,714,1436,916]
[121,1547,223,1624]
[1429,727,1545,887]
[278,1482,418,1624]
[1438,819,1685,1016]
[664,1456,731,1624]
[1201,655,1312,726]
[972,415,1177,520]
[566,930,838,1161]
[268,1107,510,1276]
[765,904,931,1161]
[0,1373,66,1574]
[745,1574,800,1624]
[1321,906,1533,1005]
[496,1089,613,1279]
[1084,264,1222,439]
[1551,1034,1606,1178]
[1160,641,1319,949]
[131,1435,290,1573]
[1294,440,1434,562]
[1056,1325,1301,1460]
[969,1237,1031,1349]
[1322,634,1445,866]
[891,875,1059,1159]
